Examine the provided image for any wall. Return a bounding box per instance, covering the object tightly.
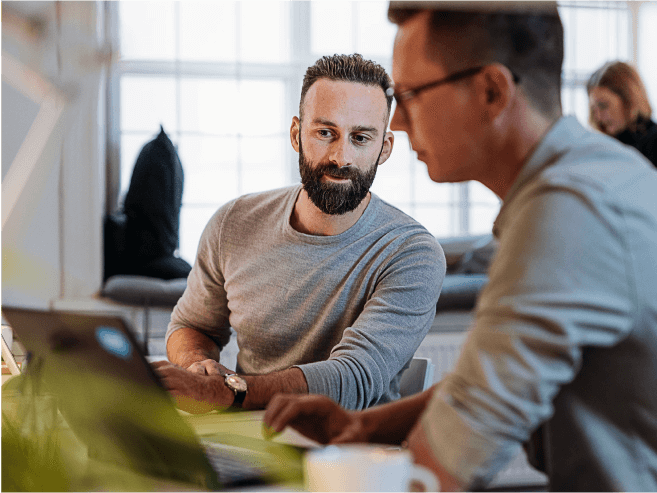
[2,1,106,309]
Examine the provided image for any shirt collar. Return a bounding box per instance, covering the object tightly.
[492,115,587,237]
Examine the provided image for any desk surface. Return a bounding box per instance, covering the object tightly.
[184,409,321,449]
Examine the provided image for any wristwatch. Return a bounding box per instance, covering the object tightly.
[223,373,248,407]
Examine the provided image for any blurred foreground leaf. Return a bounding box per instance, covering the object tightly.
[2,374,70,492]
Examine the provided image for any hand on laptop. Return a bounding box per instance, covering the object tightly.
[152,360,235,414]
[263,393,368,444]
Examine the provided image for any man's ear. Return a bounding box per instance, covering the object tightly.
[477,64,515,122]
[290,116,301,152]
[377,131,395,166]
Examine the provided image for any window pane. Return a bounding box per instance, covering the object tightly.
[119,2,175,60]
[371,132,412,203]
[240,136,288,195]
[468,182,500,235]
[638,3,657,107]
[415,165,456,206]
[179,205,220,264]
[562,85,590,126]
[560,4,630,75]
[240,2,289,63]
[469,181,500,207]
[120,76,177,133]
[469,205,500,235]
[355,2,396,58]
[177,135,239,205]
[179,2,237,62]
[238,80,286,136]
[415,206,458,238]
[180,79,239,135]
[311,1,354,55]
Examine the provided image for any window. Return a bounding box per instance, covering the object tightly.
[559,2,656,126]
[110,1,650,264]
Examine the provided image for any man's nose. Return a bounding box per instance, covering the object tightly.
[329,136,355,167]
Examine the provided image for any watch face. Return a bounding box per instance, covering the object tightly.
[226,374,248,393]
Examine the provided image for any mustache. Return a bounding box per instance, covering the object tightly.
[313,163,358,180]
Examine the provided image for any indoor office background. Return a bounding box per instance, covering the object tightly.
[110,1,657,265]
[2,1,657,307]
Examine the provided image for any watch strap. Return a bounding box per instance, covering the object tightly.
[232,388,246,407]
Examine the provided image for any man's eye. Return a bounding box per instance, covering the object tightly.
[352,135,370,145]
[318,129,333,138]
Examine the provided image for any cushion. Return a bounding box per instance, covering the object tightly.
[123,126,184,260]
[438,234,498,274]
[436,274,488,312]
[102,275,187,307]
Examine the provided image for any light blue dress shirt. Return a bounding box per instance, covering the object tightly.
[421,116,657,491]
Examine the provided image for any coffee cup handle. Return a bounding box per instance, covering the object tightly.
[408,464,440,492]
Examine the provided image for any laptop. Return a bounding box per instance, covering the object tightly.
[1,306,305,490]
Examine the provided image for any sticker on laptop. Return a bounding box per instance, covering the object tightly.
[96,326,132,360]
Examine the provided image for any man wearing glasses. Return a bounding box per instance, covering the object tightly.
[265,3,657,491]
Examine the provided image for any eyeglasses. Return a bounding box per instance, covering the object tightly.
[386,66,521,122]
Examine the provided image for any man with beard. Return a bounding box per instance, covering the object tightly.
[153,54,445,412]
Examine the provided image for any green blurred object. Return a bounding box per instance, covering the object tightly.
[1,308,305,490]
[2,371,70,492]
[261,421,282,441]
[1,363,304,491]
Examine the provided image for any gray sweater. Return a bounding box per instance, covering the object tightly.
[167,185,445,409]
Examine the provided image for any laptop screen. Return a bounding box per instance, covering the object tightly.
[2,306,220,489]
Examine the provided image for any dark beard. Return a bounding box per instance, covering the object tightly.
[299,137,383,215]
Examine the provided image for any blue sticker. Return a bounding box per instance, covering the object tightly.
[96,326,133,360]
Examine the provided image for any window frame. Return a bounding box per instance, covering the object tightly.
[106,1,645,256]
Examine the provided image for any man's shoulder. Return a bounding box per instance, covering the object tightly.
[231,185,300,208]
[218,185,299,222]
[371,193,431,232]
[202,185,299,242]
[537,120,657,196]
[369,194,444,258]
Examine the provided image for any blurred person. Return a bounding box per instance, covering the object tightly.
[265,3,657,491]
[153,54,445,413]
[588,60,657,166]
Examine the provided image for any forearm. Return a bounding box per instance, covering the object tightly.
[242,367,308,410]
[407,421,464,491]
[362,384,438,445]
[167,327,220,368]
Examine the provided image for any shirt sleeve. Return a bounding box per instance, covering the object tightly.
[420,185,634,488]
[165,202,234,351]
[299,232,446,410]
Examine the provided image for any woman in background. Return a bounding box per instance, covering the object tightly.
[587,61,657,167]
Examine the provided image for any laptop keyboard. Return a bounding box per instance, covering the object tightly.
[202,440,271,486]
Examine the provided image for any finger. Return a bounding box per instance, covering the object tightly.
[187,362,208,375]
[205,362,223,376]
[263,393,291,429]
[268,395,320,434]
[331,423,363,444]
[261,422,282,441]
[266,396,306,433]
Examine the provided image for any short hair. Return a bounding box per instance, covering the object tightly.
[299,53,393,124]
[388,2,564,119]
[586,61,652,132]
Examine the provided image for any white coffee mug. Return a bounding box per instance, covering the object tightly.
[304,444,439,492]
